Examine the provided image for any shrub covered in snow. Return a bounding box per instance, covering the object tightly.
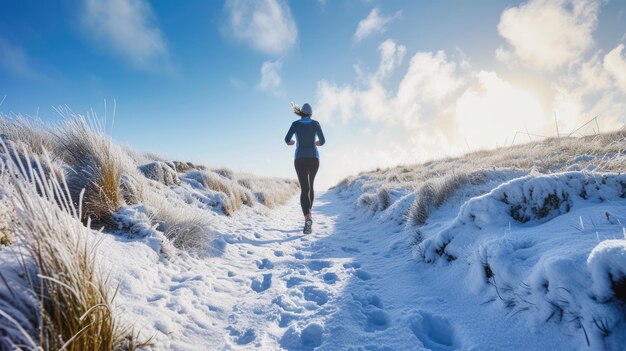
[419,172,626,262]
[588,239,626,304]
[139,161,180,186]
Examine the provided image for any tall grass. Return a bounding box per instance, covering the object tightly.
[0,146,144,350]
[54,117,141,225]
[139,161,179,186]
[0,116,56,156]
[0,112,298,255]
[237,174,299,209]
[408,171,485,226]
[196,170,252,215]
[141,186,212,252]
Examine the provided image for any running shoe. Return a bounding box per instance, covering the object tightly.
[303,218,313,234]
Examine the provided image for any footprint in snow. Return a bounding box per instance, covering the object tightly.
[286,276,308,288]
[227,327,256,345]
[307,260,332,271]
[274,250,284,257]
[364,309,390,331]
[278,311,299,328]
[354,269,372,280]
[353,294,389,332]
[274,295,305,328]
[302,286,329,306]
[409,311,460,350]
[294,252,305,260]
[171,274,203,283]
[257,258,273,269]
[279,323,324,350]
[341,246,360,253]
[251,274,272,292]
[323,272,339,284]
[300,324,324,348]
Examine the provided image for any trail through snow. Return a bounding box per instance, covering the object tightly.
[202,190,577,350]
[109,190,579,350]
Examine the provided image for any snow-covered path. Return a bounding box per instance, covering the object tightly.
[201,190,574,350]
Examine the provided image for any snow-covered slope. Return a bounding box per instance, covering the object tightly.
[328,132,626,350]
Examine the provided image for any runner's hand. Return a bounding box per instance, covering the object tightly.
[315,141,321,146]
[288,140,295,145]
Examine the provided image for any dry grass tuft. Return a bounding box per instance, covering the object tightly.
[236,175,299,209]
[409,171,486,226]
[142,188,212,252]
[194,171,258,216]
[0,148,147,350]
[139,161,179,186]
[377,187,391,210]
[54,117,136,225]
[171,161,197,173]
[0,116,57,156]
[0,191,14,246]
[212,167,235,180]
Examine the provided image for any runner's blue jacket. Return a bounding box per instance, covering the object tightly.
[284,118,326,159]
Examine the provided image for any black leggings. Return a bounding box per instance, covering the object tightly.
[294,158,319,216]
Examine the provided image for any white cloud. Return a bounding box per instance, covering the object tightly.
[394,51,462,124]
[455,71,549,149]
[579,52,612,93]
[375,39,406,80]
[224,0,298,56]
[257,59,283,91]
[316,42,464,127]
[497,0,600,69]
[604,44,626,94]
[354,8,401,43]
[0,37,40,79]
[315,80,357,123]
[81,0,168,69]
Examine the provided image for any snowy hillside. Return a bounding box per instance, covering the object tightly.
[333,131,626,350]
[0,114,299,350]
[0,113,625,351]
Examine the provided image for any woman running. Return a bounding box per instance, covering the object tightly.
[284,103,325,234]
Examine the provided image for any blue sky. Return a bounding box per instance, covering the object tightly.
[1,0,625,188]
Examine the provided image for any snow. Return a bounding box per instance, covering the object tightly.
[1,162,625,349]
[412,171,626,349]
[588,240,626,302]
[73,172,625,350]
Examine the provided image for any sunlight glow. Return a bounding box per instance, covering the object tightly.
[455,71,548,149]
